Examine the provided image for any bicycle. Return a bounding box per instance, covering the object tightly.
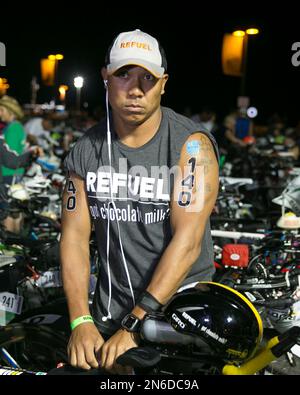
[1,282,299,375]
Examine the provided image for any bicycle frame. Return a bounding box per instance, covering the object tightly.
[222,326,300,375]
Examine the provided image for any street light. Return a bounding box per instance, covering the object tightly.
[74,76,84,112]
[47,54,64,102]
[232,28,259,96]
[48,54,64,83]
[0,77,9,95]
[232,30,246,37]
[59,84,69,103]
[246,28,259,36]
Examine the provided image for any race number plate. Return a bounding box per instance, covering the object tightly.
[0,292,23,314]
[35,270,62,288]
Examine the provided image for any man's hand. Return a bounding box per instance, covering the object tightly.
[68,322,105,370]
[100,329,139,374]
[237,139,247,147]
[29,145,44,158]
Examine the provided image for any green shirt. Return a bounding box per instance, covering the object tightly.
[2,121,27,177]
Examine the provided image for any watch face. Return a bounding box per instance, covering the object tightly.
[122,314,140,332]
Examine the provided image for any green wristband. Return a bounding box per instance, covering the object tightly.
[70,315,94,330]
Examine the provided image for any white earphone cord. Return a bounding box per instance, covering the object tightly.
[102,87,135,322]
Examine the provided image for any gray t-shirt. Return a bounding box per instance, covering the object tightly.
[64,106,219,335]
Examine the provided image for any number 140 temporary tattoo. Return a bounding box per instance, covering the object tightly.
[66,179,76,211]
[177,157,196,207]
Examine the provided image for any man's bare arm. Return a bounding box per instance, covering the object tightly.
[132,133,219,316]
[60,172,104,370]
[60,172,92,321]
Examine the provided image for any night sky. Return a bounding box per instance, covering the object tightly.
[1,5,299,126]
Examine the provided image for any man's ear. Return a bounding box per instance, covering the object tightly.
[161,74,169,95]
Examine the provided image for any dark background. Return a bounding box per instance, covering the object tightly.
[1,4,299,126]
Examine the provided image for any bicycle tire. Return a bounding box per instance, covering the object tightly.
[0,323,68,372]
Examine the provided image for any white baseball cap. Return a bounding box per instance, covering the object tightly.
[105,29,167,78]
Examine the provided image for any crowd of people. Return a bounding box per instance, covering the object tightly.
[189,106,300,160]
[1,88,299,236]
[1,98,298,170]
[1,93,299,235]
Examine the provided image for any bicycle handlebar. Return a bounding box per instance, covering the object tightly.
[234,272,300,291]
[253,297,295,308]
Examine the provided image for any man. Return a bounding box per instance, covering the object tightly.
[0,95,27,184]
[24,115,53,149]
[190,106,218,134]
[223,108,254,149]
[60,29,219,374]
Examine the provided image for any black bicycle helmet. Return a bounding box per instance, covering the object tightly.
[164,282,263,364]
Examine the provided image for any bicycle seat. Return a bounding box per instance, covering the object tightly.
[116,346,161,368]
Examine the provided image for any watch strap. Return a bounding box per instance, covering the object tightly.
[137,291,163,314]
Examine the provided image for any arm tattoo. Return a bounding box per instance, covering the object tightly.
[198,135,214,152]
[177,157,196,207]
[198,158,213,175]
[65,179,77,211]
[205,183,212,193]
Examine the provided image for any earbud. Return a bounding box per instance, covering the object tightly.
[103,79,108,89]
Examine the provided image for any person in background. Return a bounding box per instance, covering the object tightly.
[267,114,286,145]
[0,136,43,233]
[223,109,253,148]
[234,107,253,140]
[24,115,53,148]
[190,106,217,134]
[0,95,27,185]
[264,115,299,160]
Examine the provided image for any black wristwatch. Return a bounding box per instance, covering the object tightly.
[121,313,141,333]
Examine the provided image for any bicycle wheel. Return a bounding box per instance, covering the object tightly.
[0,323,68,372]
[265,352,300,375]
